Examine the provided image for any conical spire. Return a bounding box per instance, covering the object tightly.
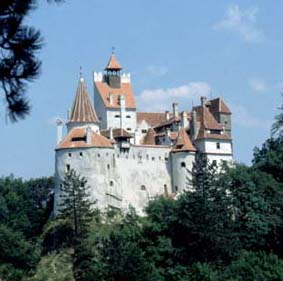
[69,77,99,123]
[105,52,122,70]
[143,128,156,145]
[173,129,196,152]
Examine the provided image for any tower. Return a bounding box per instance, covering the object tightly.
[67,76,100,133]
[93,52,137,133]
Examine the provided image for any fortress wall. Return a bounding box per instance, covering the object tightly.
[115,145,172,213]
[171,152,195,193]
[54,147,116,213]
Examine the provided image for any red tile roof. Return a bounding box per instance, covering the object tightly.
[57,128,113,150]
[137,112,167,127]
[95,81,136,109]
[105,54,122,70]
[209,98,231,114]
[143,128,156,145]
[194,106,223,131]
[101,128,132,139]
[69,78,99,123]
[196,128,231,141]
[172,129,196,152]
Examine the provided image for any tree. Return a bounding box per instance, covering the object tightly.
[171,154,234,265]
[271,93,283,139]
[59,169,96,238]
[224,164,283,252]
[0,0,63,122]
[223,251,283,281]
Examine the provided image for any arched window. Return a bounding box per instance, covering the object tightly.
[141,185,146,191]
[181,162,186,168]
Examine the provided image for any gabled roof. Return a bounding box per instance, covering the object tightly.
[143,128,156,145]
[137,112,167,127]
[154,116,181,129]
[194,105,223,131]
[57,128,113,150]
[195,128,231,141]
[101,128,133,139]
[105,54,122,70]
[209,98,231,114]
[95,81,136,109]
[172,129,196,152]
[69,78,99,123]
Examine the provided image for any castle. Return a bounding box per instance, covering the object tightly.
[54,53,233,214]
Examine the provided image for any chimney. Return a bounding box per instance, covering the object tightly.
[166,128,171,137]
[119,94,125,108]
[165,110,170,121]
[201,96,207,107]
[172,102,179,118]
[119,95,125,129]
[109,93,113,105]
[86,126,92,144]
[56,118,63,145]
[192,110,197,140]
[109,127,113,140]
[181,111,188,128]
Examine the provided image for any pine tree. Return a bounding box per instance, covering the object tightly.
[0,0,63,121]
[59,169,96,238]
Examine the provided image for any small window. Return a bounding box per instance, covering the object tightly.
[107,164,110,169]
[216,142,220,149]
[126,115,131,118]
[165,157,168,162]
[68,152,72,157]
[141,185,146,191]
[79,152,83,157]
[152,157,155,161]
[115,115,120,118]
[141,129,147,134]
[127,128,131,131]
[146,154,149,160]
[181,162,186,168]
[175,186,178,192]
[106,152,109,156]
[159,156,162,160]
[212,160,217,166]
[110,180,114,186]
[66,164,70,172]
[97,153,101,158]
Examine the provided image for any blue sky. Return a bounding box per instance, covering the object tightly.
[0,0,282,178]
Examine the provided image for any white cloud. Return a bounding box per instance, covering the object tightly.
[214,4,263,43]
[146,65,169,77]
[137,82,211,111]
[230,103,271,129]
[249,78,267,92]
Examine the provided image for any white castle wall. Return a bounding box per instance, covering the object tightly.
[171,152,195,192]
[55,144,174,215]
[66,122,99,133]
[93,87,107,129]
[194,139,233,165]
[54,146,116,214]
[106,109,137,133]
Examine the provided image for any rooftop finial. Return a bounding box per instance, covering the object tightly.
[79,66,84,82]
[112,46,115,55]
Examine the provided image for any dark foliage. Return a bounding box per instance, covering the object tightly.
[0,0,63,122]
